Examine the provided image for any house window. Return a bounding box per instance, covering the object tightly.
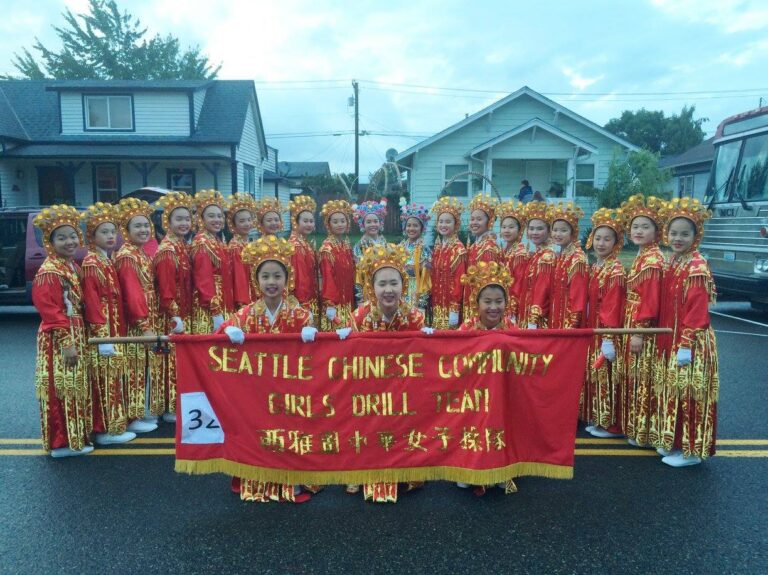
[575,164,595,197]
[243,164,255,194]
[167,169,196,193]
[443,164,470,197]
[678,175,694,198]
[84,95,133,130]
[93,163,120,203]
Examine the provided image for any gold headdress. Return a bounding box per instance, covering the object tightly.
[320,199,353,233]
[254,197,285,234]
[547,201,584,237]
[658,197,712,250]
[154,191,193,234]
[288,195,317,221]
[116,197,154,239]
[524,200,549,224]
[226,192,258,232]
[460,261,513,317]
[619,194,664,229]
[586,207,625,256]
[33,204,83,255]
[193,189,226,229]
[358,242,408,304]
[430,196,464,225]
[80,202,118,246]
[241,235,296,295]
[468,193,500,227]
[497,199,527,229]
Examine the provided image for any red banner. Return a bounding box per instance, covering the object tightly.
[173,330,592,485]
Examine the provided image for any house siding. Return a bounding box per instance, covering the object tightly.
[235,102,263,197]
[192,89,206,130]
[61,92,190,135]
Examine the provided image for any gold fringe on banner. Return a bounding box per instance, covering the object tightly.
[174,459,573,485]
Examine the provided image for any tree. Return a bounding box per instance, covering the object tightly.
[300,173,354,200]
[593,149,671,208]
[604,105,707,156]
[3,0,219,80]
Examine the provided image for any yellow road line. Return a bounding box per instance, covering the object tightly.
[717,440,768,445]
[574,449,658,456]
[132,438,175,444]
[90,448,176,456]
[717,450,768,457]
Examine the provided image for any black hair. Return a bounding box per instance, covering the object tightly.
[476,284,507,304]
[294,210,314,224]
[669,216,696,234]
[522,179,530,186]
[256,260,288,277]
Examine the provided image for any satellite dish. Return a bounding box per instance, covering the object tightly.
[385,148,398,162]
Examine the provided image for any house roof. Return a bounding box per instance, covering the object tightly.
[2,143,231,160]
[468,118,598,156]
[658,137,715,169]
[396,86,639,162]
[45,80,212,92]
[0,80,266,154]
[277,161,331,178]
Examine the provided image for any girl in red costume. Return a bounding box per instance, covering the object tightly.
[218,236,317,503]
[458,260,519,495]
[32,205,93,457]
[80,203,134,445]
[345,242,430,503]
[153,192,194,423]
[497,200,528,324]
[619,194,666,448]
[582,208,626,439]
[226,192,258,310]
[114,198,162,432]
[429,197,467,329]
[255,197,285,238]
[549,202,588,329]
[517,201,556,329]
[318,200,356,331]
[656,198,719,467]
[288,195,319,325]
[190,189,233,334]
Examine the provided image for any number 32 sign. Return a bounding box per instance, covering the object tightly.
[180,392,225,444]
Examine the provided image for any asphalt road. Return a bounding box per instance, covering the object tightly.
[1,303,766,575]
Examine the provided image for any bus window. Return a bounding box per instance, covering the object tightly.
[708,140,741,203]
[735,134,768,200]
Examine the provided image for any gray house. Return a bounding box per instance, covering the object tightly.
[659,137,714,201]
[0,79,269,207]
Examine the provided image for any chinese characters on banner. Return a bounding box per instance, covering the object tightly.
[173,330,592,486]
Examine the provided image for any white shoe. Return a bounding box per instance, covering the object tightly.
[495,482,506,489]
[656,447,676,457]
[584,425,596,433]
[589,427,624,438]
[142,415,159,424]
[662,452,702,467]
[51,445,94,458]
[456,482,470,489]
[627,438,639,447]
[94,431,136,445]
[127,420,158,433]
[162,412,177,424]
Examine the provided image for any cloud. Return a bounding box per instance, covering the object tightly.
[561,66,605,91]
[650,0,768,33]
[716,38,768,66]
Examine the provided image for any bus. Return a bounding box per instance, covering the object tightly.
[702,106,768,311]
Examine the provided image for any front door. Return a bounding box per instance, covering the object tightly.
[38,167,74,205]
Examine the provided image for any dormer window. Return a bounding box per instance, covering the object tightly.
[84,95,133,130]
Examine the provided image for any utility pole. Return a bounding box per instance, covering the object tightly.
[353,79,359,197]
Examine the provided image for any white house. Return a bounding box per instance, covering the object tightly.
[396,86,639,228]
[0,79,269,207]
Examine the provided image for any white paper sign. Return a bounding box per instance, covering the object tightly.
[180,392,225,444]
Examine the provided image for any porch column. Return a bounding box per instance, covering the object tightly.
[484,146,493,192]
[566,156,576,199]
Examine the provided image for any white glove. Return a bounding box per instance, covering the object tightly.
[336,327,352,340]
[326,307,337,321]
[509,315,517,325]
[448,311,459,327]
[677,347,692,367]
[421,327,434,335]
[98,343,116,357]
[212,315,225,331]
[600,339,616,362]
[224,326,245,345]
[170,316,184,334]
[301,326,318,342]
[527,323,538,330]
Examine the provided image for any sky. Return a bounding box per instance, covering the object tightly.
[1,0,767,180]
